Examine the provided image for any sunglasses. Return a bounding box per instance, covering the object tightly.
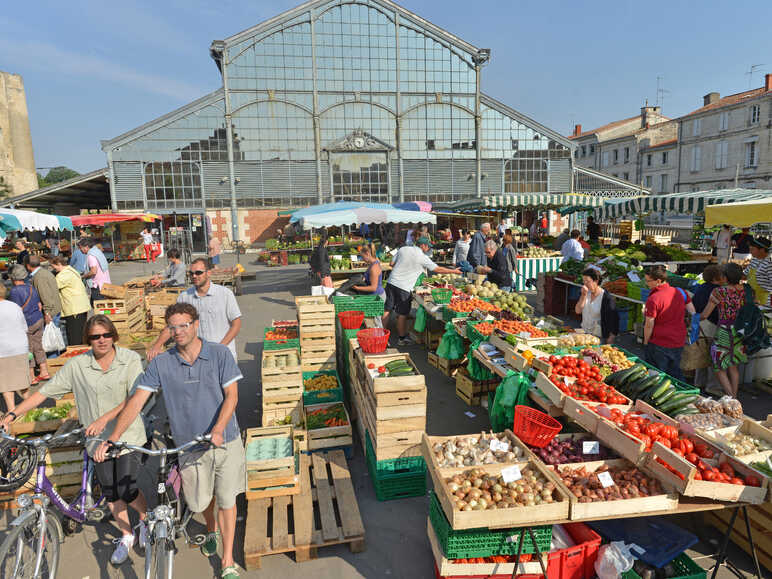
[88,333,113,341]
[190,270,207,276]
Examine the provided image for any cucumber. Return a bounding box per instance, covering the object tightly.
[625,376,648,397]
[652,386,677,405]
[632,375,660,396]
[660,394,699,414]
[605,368,631,386]
[385,359,411,371]
[651,379,672,401]
[621,365,648,387]
[641,383,663,403]
[673,406,699,416]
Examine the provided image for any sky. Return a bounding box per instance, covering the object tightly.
[2,0,771,175]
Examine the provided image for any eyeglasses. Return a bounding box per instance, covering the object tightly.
[88,333,113,341]
[168,322,194,333]
[190,270,207,276]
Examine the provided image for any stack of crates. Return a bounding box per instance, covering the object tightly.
[365,430,426,501]
[296,296,336,372]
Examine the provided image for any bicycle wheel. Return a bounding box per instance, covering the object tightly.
[145,539,172,579]
[0,443,37,493]
[0,512,60,578]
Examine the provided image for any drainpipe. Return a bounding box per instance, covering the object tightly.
[221,46,239,245]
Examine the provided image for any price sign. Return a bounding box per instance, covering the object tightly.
[536,319,546,328]
[501,465,522,483]
[627,271,641,282]
[519,331,531,339]
[484,314,496,322]
[350,255,359,262]
[582,441,600,454]
[490,439,510,452]
[563,376,577,385]
[332,254,343,260]
[597,471,615,488]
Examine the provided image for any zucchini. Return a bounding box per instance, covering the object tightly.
[652,386,677,405]
[621,365,648,387]
[673,406,699,416]
[660,394,699,414]
[651,379,672,401]
[605,368,631,386]
[631,375,659,396]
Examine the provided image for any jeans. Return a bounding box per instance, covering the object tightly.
[645,343,684,382]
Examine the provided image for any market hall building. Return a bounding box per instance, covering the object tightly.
[72,0,577,246]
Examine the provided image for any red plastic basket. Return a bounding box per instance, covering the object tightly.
[356,328,390,353]
[338,310,365,330]
[513,405,562,448]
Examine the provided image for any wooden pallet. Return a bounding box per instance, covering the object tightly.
[243,451,365,570]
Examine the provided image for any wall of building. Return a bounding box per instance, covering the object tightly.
[0,72,37,197]
[207,208,290,245]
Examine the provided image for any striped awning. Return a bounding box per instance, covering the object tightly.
[483,193,608,209]
[594,188,772,220]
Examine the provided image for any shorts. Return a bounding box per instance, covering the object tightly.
[178,437,245,512]
[384,283,412,316]
[93,452,141,504]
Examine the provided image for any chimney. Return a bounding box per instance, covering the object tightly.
[573,124,582,137]
[704,92,720,106]
[766,74,772,92]
[640,104,658,128]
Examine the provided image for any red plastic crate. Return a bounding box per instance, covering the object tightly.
[432,523,601,579]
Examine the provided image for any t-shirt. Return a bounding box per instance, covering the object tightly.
[714,228,732,249]
[732,232,753,254]
[0,300,29,358]
[644,282,690,348]
[86,254,111,290]
[561,238,584,262]
[587,222,601,241]
[176,283,242,360]
[140,231,154,245]
[387,246,437,292]
[9,284,43,327]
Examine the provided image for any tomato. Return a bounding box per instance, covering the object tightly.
[684,452,699,464]
[703,470,717,482]
[367,363,375,369]
[671,447,684,457]
[681,439,694,454]
[694,471,702,480]
[746,475,761,487]
[730,477,745,486]
[377,366,386,373]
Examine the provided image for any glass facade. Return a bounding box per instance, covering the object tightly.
[103,0,572,212]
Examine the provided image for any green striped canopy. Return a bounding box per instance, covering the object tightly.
[483,193,607,209]
[594,188,772,220]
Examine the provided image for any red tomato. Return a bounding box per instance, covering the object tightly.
[377,366,386,373]
[729,477,745,486]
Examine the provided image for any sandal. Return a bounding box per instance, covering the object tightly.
[30,376,50,385]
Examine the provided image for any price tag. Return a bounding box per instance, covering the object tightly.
[464,411,476,418]
[582,441,600,454]
[332,254,343,260]
[587,264,604,273]
[501,465,522,483]
[350,255,359,262]
[597,471,615,488]
[484,314,496,322]
[490,439,510,452]
[536,319,546,328]
[627,271,640,282]
[562,376,577,385]
[519,331,531,339]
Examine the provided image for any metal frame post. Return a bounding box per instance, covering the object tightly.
[221,46,240,246]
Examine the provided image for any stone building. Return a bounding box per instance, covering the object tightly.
[0,71,37,198]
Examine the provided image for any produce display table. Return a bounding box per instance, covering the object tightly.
[330,263,391,280]
[514,256,562,291]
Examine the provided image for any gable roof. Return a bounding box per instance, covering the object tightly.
[569,115,641,139]
[680,86,771,118]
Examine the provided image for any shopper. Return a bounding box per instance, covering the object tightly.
[694,263,747,397]
[309,229,332,288]
[4,315,149,565]
[140,226,155,263]
[642,264,696,381]
[497,222,506,240]
[561,230,584,263]
[14,238,28,265]
[0,284,30,412]
[69,238,88,274]
[575,268,618,344]
[79,238,111,303]
[9,265,50,384]
[554,228,570,250]
[26,254,62,328]
[691,264,723,328]
[713,224,732,264]
[540,214,548,235]
[351,244,385,301]
[208,235,222,266]
[146,257,242,362]
[453,229,471,268]
[383,237,461,346]
[99,303,245,579]
[45,235,60,257]
[476,240,512,291]
[152,248,186,287]
[467,223,490,268]
[50,256,90,345]
[745,237,772,306]
[501,232,518,281]
[586,216,601,244]
[732,227,753,261]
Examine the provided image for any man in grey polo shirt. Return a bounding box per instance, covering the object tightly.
[98,302,245,579]
[147,256,242,362]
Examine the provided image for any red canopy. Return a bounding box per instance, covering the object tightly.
[70,213,160,226]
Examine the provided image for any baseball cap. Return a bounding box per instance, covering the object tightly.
[417,236,433,247]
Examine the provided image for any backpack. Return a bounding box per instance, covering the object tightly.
[734,285,771,355]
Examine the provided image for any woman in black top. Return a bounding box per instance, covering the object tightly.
[310,230,332,287]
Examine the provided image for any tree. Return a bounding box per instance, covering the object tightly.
[44,166,79,184]
[37,172,50,188]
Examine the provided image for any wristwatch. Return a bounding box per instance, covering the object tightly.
[5,411,16,420]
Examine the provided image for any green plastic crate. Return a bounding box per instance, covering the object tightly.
[302,370,343,406]
[428,492,552,559]
[431,287,453,304]
[263,327,300,350]
[443,307,469,322]
[466,320,490,342]
[622,553,705,579]
[332,295,385,317]
[365,430,426,501]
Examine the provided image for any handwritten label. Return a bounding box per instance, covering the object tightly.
[490,439,510,452]
[332,254,343,260]
[582,441,600,454]
[627,271,641,282]
[501,465,522,483]
[350,255,359,262]
[464,411,476,418]
[562,376,577,385]
[519,331,531,339]
[597,471,615,488]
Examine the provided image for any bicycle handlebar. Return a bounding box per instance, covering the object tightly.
[0,427,84,447]
[99,434,217,457]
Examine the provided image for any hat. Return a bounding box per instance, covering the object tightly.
[417,236,433,247]
[9,265,28,281]
[750,237,770,251]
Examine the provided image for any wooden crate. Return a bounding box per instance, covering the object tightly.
[243,450,365,570]
[356,351,425,394]
[300,348,336,372]
[534,370,631,411]
[305,403,353,451]
[93,297,141,319]
[562,397,631,435]
[261,349,303,401]
[10,408,78,435]
[455,367,497,399]
[47,346,91,376]
[696,418,772,466]
[422,431,531,473]
[595,400,678,466]
[245,426,300,500]
[261,399,303,427]
[145,290,178,306]
[437,354,465,378]
[548,458,679,521]
[294,296,329,307]
[99,283,127,299]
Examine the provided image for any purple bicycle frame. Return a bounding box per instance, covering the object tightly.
[32,448,103,523]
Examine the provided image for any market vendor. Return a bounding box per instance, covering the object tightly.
[732,227,753,261]
[151,248,186,287]
[586,216,601,244]
[14,239,28,265]
[560,230,584,262]
[575,268,618,344]
[745,237,772,306]
[350,244,385,301]
[476,240,511,291]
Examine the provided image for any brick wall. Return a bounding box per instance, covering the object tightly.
[206,209,291,246]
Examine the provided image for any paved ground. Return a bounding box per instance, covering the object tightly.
[1,256,768,578]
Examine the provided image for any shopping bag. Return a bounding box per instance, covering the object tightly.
[414,306,427,333]
[489,370,531,432]
[436,322,464,360]
[467,339,494,381]
[42,322,66,353]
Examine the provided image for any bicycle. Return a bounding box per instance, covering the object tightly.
[105,435,215,579]
[0,427,108,578]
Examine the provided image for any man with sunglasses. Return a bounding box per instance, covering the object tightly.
[146,257,241,361]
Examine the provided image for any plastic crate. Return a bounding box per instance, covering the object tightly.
[332,294,385,317]
[443,308,470,322]
[466,320,491,343]
[432,287,453,304]
[547,522,602,579]
[302,370,343,406]
[428,492,552,559]
[365,430,426,501]
[263,327,300,350]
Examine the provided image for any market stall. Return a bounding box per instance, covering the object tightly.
[704,197,772,229]
[70,213,160,261]
[0,208,74,268]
